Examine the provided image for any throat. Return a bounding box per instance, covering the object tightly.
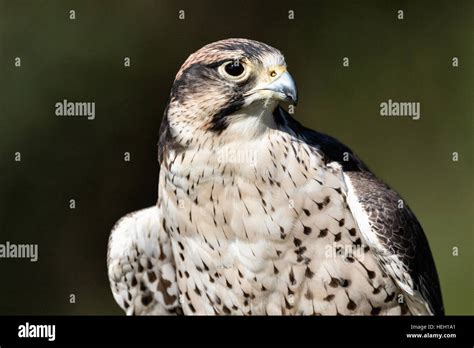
[216,100,279,142]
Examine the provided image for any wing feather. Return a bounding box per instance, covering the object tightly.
[275,107,444,315]
[343,172,444,315]
[107,206,181,315]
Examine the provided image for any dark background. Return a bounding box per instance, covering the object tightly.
[0,0,472,315]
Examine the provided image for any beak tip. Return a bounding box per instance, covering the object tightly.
[290,92,298,106]
[257,70,298,107]
[278,71,298,106]
[283,88,298,106]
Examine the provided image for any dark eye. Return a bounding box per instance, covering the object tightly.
[224,61,245,76]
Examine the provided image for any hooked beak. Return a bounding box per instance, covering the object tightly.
[262,70,298,105]
[245,69,298,106]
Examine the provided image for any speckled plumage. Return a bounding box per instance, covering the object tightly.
[107,38,443,315]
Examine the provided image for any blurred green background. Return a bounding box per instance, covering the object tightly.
[0,0,472,315]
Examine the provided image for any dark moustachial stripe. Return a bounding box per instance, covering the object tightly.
[168,41,272,136]
[206,72,257,133]
[207,99,244,133]
[171,61,257,135]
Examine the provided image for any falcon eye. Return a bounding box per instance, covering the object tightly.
[224,61,245,77]
[218,60,249,81]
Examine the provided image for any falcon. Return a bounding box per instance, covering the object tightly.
[107,38,444,315]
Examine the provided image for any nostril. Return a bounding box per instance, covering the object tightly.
[270,70,277,78]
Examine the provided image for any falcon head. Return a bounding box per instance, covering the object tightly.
[166,38,297,136]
